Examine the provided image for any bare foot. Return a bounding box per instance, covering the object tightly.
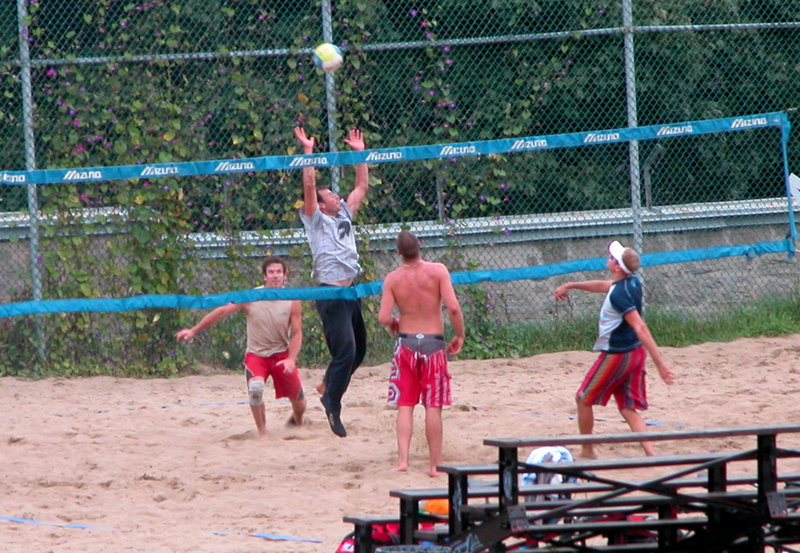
[315,381,325,395]
[286,415,303,427]
[577,448,597,459]
[257,429,268,439]
[392,463,409,472]
[429,469,445,478]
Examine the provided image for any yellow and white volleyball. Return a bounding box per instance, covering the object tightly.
[313,42,343,73]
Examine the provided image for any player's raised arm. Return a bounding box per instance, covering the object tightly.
[294,127,318,217]
[343,129,369,216]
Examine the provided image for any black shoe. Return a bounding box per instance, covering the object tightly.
[325,410,347,438]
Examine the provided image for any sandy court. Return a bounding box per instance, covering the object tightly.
[3,334,800,553]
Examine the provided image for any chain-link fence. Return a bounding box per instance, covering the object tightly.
[1,1,799,376]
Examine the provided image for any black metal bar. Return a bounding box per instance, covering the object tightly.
[398,497,416,544]
[497,446,518,508]
[757,433,779,506]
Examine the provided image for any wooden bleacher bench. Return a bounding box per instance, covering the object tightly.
[388,465,800,545]
[462,486,800,521]
[344,424,800,553]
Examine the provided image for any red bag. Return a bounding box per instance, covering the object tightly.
[335,522,401,553]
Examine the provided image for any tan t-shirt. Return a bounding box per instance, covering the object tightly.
[246,292,292,357]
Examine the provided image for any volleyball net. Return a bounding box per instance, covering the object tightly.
[0,111,795,372]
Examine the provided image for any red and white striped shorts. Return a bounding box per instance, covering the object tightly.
[388,335,451,408]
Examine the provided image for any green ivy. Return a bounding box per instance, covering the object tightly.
[1,0,798,375]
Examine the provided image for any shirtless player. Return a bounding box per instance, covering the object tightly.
[378,231,465,477]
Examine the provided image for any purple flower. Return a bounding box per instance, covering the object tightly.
[46,68,58,78]
[75,145,85,153]
[479,195,486,202]
[72,119,81,127]
[409,9,418,17]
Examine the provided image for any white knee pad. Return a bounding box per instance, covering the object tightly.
[248,379,265,406]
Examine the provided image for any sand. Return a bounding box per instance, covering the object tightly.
[3,334,800,553]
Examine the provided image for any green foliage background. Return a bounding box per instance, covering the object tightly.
[0,1,799,376]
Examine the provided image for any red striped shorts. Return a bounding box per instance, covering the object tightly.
[388,339,451,408]
[576,346,647,411]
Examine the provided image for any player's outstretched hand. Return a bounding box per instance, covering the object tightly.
[553,284,570,301]
[176,328,195,342]
[344,128,364,151]
[294,127,315,153]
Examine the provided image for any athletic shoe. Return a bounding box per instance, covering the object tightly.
[319,397,347,437]
[326,410,347,437]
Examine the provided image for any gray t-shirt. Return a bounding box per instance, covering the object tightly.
[299,203,361,284]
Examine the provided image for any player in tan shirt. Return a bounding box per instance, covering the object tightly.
[177,256,305,437]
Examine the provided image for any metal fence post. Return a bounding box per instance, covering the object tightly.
[622,0,645,307]
[321,0,340,195]
[17,0,45,365]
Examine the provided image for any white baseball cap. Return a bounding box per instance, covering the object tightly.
[608,240,632,274]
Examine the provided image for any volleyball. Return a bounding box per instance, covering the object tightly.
[313,43,343,73]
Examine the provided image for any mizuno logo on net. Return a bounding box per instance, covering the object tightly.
[288,156,328,167]
[215,161,256,171]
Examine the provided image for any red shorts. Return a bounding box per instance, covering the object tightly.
[576,346,647,411]
[244,351,302,400]
[388,342,451,408]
